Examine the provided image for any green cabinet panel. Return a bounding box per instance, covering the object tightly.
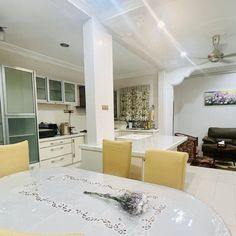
[36,76,47,101]
[9,134,39,164]
[5,67,34,114]
[0,101,3,145]
[1,66,39,164]
[49,80,62,102]
[64,82,75,103]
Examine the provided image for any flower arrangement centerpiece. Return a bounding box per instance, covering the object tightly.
[84,191,148,215]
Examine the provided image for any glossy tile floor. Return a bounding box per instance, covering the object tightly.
[185,165,236,236]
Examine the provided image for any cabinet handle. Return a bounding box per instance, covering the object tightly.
[51,147,63,151]
[50,141,64,146]
[51,157,64,163]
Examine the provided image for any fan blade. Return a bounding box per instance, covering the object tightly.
[197,61,209,65]
[221,59,234,64]
[224,53,236,58]
[189,56,208,60]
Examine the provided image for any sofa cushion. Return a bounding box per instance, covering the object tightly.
[208,127,236,139]
[215,138,233,144]
[202,144,236,154]
[202,136,216,144]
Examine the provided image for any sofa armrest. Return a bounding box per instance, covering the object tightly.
[202,136,216,144]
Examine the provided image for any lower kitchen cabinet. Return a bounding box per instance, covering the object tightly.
[72,136,84,163]
[39,135,85,167]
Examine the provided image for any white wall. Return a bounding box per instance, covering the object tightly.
[37,104,86,132]
[114,74,158,125]
[174,72,236,148]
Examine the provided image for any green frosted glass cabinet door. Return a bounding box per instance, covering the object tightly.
[5,67,34,114]
[36,76,47,101]
[64,82,75,103]
[1,66,39,164]
[8,117,39,163]
[0,101,3,145]
[49,79,62,102]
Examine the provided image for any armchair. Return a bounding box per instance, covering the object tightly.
[175,133,198,162]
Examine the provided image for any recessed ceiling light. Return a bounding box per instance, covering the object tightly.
[60,42,70,48]
[180,51,187,58]
[157,21,165,29]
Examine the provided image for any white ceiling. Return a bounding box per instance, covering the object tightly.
[0,0,236,80]
[0,0,156,81]
[100,0,236,68]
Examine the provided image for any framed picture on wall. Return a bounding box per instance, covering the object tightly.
[204,89,236,105]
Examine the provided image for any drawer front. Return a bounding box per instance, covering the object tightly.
[40,138,72,148]
[40,154,73,168]
[40,143,72,161]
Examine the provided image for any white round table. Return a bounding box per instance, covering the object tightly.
[0,167,230,236]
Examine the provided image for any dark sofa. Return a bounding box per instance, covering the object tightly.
[202,127,236,165]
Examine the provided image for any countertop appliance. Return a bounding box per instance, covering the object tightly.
[39,122,58,139]
[60,122,70,135]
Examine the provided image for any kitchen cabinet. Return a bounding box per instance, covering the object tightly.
[0,97,3,145]
[64,82,76,104]
[39,134,85,167]
[36,77,77,105]
[72,136,84,163]
[48,79,63,103]
[0,66,39,164]
[36,76,47,102]
[77,85,86,108]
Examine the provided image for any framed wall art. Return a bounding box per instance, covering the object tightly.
[204,89,236,105]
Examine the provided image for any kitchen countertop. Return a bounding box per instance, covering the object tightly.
[80,133,187,157]
[39,133,86,142]
[115,128,159,133]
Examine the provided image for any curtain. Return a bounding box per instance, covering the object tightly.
[120,85,150,121]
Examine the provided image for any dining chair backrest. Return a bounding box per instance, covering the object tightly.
[144,149,188,190]
[0,228,83,236]
[0,141,29,178]
[103,139,132,178]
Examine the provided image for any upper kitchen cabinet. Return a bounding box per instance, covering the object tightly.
[36,76,48,102]
[48,79,63,103]
[64,82,76,104]
[36,77,77,105]
[5,67,35,114]
[77,85,86,108]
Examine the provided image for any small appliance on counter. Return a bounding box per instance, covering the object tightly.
[39,122,59,139]
[69,126,77,134]
[60,122,70,135]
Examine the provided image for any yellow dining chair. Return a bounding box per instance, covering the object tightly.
[103,139,132,178]
[0,228,83,236]
[144,149,188,190]
[0,141,29,178]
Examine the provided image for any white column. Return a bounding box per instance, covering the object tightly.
[158,67,195,135]
[83,18,114,145]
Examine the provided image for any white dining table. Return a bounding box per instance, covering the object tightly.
[0,167,230,236]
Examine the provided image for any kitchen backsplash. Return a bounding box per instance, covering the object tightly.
[37,103,86,133]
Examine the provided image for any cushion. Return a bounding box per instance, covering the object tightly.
[215,138,233,144]
[208,127,236,139]
[202,136,216,144]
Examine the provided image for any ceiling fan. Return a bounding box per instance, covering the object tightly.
[191,34,236,64]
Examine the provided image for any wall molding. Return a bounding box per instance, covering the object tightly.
[114,69,157,80]
[0,42,84,72]
[189,63,236,78]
